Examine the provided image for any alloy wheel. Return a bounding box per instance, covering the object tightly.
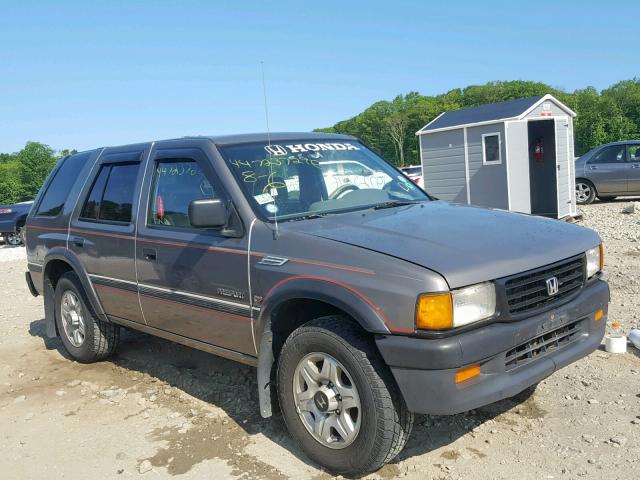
[575,182,592,203]
[60,290,86,347]
[292,352,361,449]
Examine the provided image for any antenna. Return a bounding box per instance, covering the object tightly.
[261,61,279,238]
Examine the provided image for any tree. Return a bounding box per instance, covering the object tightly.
[17,142,58,200]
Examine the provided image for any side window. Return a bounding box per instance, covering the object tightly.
[148,160,217,229]
[79,162,140,224]
[482,133,501,165]
[590,145,626,164]
[35,152,92,217]
[628,145,640,163]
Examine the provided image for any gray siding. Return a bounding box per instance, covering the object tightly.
[554,119,572,217]
[524,99,572,119]
[505,121,531,213]
[466,123,509,209]
[420,129,467,202]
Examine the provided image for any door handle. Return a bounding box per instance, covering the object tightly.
[142,248,157,261]
[73,237,84,247]
[631,164,640,169]
[589,165,598,170]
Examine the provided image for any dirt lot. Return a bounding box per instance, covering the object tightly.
[1,200,639,480]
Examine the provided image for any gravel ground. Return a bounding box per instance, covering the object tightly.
[0,201,638,480]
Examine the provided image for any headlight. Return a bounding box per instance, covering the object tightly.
[585,243,604,278]
[416,282,496,330]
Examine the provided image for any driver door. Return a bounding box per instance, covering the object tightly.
[135,146,254,355]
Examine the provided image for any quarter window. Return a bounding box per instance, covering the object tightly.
[482,133,501,165]
[79,163,140,223]
[148,160,217,229]
[35,152,92,217]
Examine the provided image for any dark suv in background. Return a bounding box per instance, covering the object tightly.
[575,140,640,204]
[25,133,609,475]
[0,200,33,245]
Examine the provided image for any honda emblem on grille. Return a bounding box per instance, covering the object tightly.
[546,277,559,296]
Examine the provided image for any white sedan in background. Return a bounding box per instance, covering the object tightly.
[400,165,424,188]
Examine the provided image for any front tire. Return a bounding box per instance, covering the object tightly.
[277,316,413,476]
[575,180,596,205]
[55,271,120,363]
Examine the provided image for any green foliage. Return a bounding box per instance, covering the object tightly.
[0,142,68,205]
[316,79,640,165]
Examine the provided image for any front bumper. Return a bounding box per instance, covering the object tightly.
[376,279,609,415]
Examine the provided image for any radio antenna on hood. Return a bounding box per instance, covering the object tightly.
[261,61,279,239]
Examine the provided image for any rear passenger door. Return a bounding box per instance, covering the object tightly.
[627,144,640,193]
[69,148,147,324]
[135,146,255,355]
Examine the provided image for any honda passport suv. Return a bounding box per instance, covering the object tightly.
[25,133,609,476]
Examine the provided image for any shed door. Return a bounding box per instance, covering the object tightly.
[555,118,571,218]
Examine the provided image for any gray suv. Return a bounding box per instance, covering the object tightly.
[575,140,640,204]
[25,133,609,476]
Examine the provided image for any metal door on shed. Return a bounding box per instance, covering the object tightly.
[135,145,255,355]
[555,118,572,218]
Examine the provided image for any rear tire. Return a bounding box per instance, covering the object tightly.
[575,180,596,205]
[55,271,120,363]
[277,316,413,476]
[5,231,21,246]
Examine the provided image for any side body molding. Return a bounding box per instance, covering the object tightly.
[255,275,391,418]
[43,247,108,338]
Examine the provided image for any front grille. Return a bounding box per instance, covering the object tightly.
[505,256,585,315]
[505,319,582,370]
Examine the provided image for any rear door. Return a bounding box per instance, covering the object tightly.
[69,147,147,324]
[135,144,255,355]
[627,144,640,193]
[586,144,628,194]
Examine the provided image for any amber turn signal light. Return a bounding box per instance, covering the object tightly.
[455,364,481,384]
[594,309,604,322]
[599,243,604,271]
[416,293,453,330]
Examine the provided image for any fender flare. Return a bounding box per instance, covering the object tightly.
[42,248,108,338]
[255,275,392,418]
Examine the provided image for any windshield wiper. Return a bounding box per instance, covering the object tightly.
[372,200,419,210]
[286,213,328,222]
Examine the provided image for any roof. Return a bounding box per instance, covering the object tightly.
[417,94,575,134]
[193,132,356,145]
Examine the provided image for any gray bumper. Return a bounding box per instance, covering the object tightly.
[376,279,609,415]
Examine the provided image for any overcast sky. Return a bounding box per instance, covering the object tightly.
[1,0,637,153]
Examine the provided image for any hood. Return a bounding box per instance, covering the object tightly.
[284,201,600,289]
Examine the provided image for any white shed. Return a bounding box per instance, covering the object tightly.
[417,94,577,219]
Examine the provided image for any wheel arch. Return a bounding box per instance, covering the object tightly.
[255,276,391,418]
[42,248,107,338]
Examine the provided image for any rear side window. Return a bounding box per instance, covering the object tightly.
[80,163,140,223]
[35,152,92,217]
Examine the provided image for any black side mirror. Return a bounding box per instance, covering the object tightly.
[188,199,227,228]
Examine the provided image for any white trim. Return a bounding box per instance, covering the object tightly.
[247,218,258,354]
[518,94,577,119]
[481,132,502,165]
[415,111,446,135]
[504,123,511,209]
[463,127,470,204]
[553,118,562,219]
[417,118,512,136]
[89,273,138,286]
[135,142,155,326]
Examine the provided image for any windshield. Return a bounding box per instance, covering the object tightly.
[219,139,429,220]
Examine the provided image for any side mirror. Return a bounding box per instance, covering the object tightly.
[188,199,227,228]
